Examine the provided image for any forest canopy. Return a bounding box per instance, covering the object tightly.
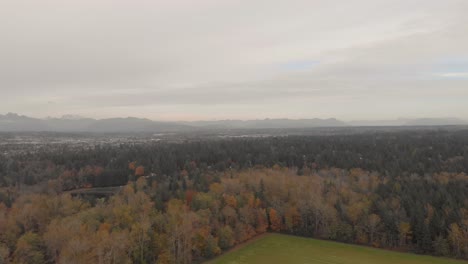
[0,129,467,263]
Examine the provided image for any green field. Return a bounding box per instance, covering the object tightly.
[208,233,467,264]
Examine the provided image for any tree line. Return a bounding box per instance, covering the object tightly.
[1,130,468,189]
[0,167,467,263]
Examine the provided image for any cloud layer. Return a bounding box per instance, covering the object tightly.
[1,0,467,120]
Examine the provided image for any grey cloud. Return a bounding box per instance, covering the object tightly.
[0,0,467,120]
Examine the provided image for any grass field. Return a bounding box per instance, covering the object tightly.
[208,233,467,264]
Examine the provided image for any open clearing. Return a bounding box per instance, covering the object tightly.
[207,233,467,264]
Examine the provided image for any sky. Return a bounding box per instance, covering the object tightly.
[1,0,468,121]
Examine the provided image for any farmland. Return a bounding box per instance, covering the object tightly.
[208,233,467,264]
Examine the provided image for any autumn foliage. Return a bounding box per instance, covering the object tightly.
[0,167,467,263]
[135,166,145,177]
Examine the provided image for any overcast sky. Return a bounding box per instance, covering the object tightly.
[1,0,467,121]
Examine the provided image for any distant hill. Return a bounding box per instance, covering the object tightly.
[0,113,49,131]
[403,118,467,126]
[185,118,347,129]
[348,118,467,127]
[0,114,348,132]
[0,113,190,132]
[86,117,189,133]
[46,116,97,132]
[348,119,409,126]
[1,113,465,132]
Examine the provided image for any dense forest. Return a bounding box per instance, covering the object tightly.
[0,129,467,263]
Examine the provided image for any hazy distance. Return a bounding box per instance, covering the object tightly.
[1,0,468,121]
[1,112,466,132]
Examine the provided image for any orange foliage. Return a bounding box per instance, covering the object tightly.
[268,208,282,231]
[255,209,268,233]
[135,166,145,176]
[285,206,301,231]
[98,222,111,233]
[224,195,238,208]
[185,190,197,205]
[209,183,224,195]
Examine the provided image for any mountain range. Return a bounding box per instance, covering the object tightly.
[349,118,468,127]
[0,113,187,133]
[0,113,466,132]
